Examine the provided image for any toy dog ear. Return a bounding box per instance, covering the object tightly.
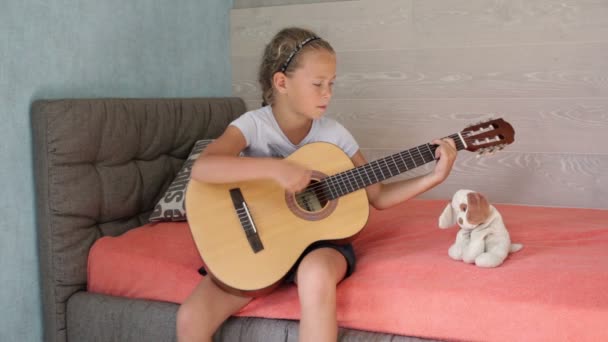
[438,202,456,229]
[466,192,492,225]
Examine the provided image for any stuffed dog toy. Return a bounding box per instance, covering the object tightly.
[439,189,522,267]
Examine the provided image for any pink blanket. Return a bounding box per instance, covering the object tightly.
[88,199,608,341]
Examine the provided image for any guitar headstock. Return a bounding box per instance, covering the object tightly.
[461,118,515,155]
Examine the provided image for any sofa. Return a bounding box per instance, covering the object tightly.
[33,97,450,342]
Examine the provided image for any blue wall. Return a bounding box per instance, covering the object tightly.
[0,1,233,340]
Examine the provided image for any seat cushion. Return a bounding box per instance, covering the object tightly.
[88,221,202,303]
[88,199,608,341]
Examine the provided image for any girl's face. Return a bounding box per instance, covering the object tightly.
[284,49,336,119]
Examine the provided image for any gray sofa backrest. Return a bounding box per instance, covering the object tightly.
[32,98,246,342]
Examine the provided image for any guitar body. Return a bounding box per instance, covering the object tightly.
[186,142,370,296]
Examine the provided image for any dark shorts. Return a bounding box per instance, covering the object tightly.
[283,242,356,284]
[198,242,357,284]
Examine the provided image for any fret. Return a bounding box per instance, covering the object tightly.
[416,145,427,164]
[330,176,340,198]
[375,160,386,180]
[425,143,435,161]
[383,158,394,177]
[339,172,350,195]
[398,152,411,171]
[357,169,366,188]
[371,163,380,183]
[345,172,354,193]
[366,164,378,184]
[414,146,423,165]
[343,173,352,195]
[450,133,464,151]
[347,169,360,190]
[333,175,342,197]
[323,132,466,199]
[332,177,340,198]
[355,168,367,188]
[407,149,417,167]
[390,154,402,173]
[344,170,353,190]
[337,173,348,196]
[329,175,337,196]
[324,179,336,199]
[363,166,374,186]
[324,177,333,199]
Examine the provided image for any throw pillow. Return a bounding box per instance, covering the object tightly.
[149,139,213,221]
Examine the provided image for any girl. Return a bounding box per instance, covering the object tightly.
[177,27,457,342]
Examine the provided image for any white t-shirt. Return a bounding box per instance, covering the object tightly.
[230,105,359,159]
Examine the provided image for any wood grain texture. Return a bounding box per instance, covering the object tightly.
[245,98,608,155]
[360,149,608,210]
[231,0,608,209]
[233,0,356,9]
[231,0,608,55]
[233,42,608,100]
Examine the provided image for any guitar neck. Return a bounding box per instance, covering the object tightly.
[320,133,466,200]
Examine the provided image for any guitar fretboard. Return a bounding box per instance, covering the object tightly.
[318,133,465,200]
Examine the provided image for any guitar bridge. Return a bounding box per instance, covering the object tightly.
[229,188,264,253]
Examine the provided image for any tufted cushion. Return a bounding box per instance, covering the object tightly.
[32,98,245,342]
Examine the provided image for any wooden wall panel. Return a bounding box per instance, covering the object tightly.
[232,0,608,209]
[233,0,356,10]
[232,0,608,55]
[234,42,608,100]
[245,98,608,155]
[360,149,608,210]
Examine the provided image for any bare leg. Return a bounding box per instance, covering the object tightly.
[177,275,252,342]
[295,248,347,342]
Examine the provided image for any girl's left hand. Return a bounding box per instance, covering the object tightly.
[430,138,457,183]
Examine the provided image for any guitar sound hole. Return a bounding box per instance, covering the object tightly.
[295,180,329,213]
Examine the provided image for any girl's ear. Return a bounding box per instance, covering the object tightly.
[438,202,456,229]
[272,72,288,95]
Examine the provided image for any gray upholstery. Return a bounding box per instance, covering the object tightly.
[32,98,245,342]
[32,97,440,342]
[68,292,438,342]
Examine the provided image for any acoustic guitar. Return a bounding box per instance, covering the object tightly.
[185,118,515,296]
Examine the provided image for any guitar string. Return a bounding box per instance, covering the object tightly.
[293,144,438,204]
[301,132,470,197]
[236,129,498,209]
[294,129,499,203]
[301,127,499,197]
[235,128,500,221]
[302,140,452,200]
[235,146,438,219]
[301,144,438,203]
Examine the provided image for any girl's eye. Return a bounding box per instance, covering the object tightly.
[313,83,322,87]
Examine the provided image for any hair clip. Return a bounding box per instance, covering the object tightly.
[279,36,321,73]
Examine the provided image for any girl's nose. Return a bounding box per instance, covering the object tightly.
[322,85,332,98]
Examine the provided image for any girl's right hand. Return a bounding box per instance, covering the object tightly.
[272,160,312,193]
